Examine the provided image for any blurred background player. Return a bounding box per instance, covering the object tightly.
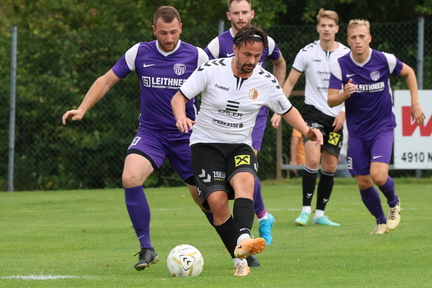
[328,19,425,234]
[204,0,286,247]
[289,128,305,177]
[273,9,349,227]
[62,6,208,270]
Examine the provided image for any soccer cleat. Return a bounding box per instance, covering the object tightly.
[134,248,159,271]
[258,213,275,245]
[312,216,340,226]
[295,212,311,226]
[371,223,389,234]
[234,261,250,276]
[246,254,260,268]
[234,237,266,259]
[387,199,401,230]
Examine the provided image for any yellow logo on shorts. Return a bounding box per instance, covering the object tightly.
[328,132,341,146]
[235,155,250,166]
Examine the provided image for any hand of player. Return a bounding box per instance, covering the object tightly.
[344,79,358,98]
[332,111,345,132]
[270,113,282,129]
[62,109,84,125]
[411,104,426,126]
[306,127,323,146]
[176,118,196,133]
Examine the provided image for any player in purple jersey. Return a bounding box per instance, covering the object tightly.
[273,9,350,227]
[172,25,322,276]
[204,0,286,250]
[62,6,208,270]
[328,19,425,234]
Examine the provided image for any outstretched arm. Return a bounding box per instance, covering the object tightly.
[281,107,323,146]
[62,69,120,125]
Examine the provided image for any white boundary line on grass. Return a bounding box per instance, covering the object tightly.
[0,275,94,280]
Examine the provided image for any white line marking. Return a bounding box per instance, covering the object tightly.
[0,275,94,280]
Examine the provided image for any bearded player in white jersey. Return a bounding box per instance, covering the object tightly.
[273,9,350,227]
[171,25,322,276]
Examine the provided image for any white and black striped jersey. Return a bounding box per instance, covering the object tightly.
[180,57,293,146]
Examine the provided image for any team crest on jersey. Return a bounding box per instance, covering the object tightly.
[248,89,259,100]
[235,155,250,167]
[370,71,380,81]
[174,63,186,76]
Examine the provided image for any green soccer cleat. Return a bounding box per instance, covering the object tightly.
[295,212,311,226]
[312,216,340,226]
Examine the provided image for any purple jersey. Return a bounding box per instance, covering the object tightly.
[329,49,403,137]
[112,40,206,132]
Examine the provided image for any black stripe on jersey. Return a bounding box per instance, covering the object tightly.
[198,58,227,71]
[226,100,240,112]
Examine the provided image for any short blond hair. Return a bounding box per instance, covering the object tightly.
[348,19,371,34]
[316,8,339,25]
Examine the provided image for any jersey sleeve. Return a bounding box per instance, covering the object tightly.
[197,47,209,66]
[291,48,307,73]
[266,37,281,61]
[204,37,219,60]
[328,61,344,90]
[111,43,139,79]
[383,52,403,75]
[266,79,293,114]
[179,62,209,100]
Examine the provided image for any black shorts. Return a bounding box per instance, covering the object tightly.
[191,143,257,210]
[301,104,344,157]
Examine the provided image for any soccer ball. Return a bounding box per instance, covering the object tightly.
[166,244,204,277]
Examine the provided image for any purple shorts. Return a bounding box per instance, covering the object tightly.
[348,130,393,175]
[251,114,268,151]
[126,125,194,181]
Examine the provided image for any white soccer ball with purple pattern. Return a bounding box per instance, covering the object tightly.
[167,244,204,277]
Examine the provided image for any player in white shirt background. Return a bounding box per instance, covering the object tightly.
[272,9,350,227]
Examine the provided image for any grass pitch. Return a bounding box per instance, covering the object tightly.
[1,178,431,288]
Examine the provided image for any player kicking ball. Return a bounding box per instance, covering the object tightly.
[172,25,323,276]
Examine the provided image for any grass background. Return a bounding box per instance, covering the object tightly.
[1,178,431,288]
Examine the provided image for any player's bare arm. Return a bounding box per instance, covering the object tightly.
[271,53,286,86]
[62,69,120,125]
[171,91,195,133]
[400,63,426,125]
[281,107,323,146]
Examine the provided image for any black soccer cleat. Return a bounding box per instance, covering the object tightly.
[246,254,261,268]
[134,248,159,271]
